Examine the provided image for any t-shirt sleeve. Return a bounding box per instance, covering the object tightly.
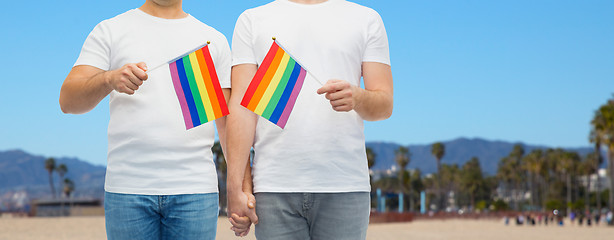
[231,11,257,66]
[214,33,232,89]
[74,22,112,70]
[363,10,390,66]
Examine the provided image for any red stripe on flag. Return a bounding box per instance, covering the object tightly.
[246,46,284,111]
[202,45,229,116]
[240,42,280,108]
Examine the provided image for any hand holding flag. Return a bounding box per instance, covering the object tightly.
[317,79,360,112]
[106,62,149,95]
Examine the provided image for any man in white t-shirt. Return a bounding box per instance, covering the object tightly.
[59,0,232,239]
[226,0,393,239]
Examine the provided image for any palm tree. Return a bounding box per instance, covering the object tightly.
[366,146,377,209]
[44,158,56,198]
[559,151,580,215]
[589,130,604,211]
[508,145,525,210]
[212,141,227,212]
[212,141,226,174]
[431,142,445,210]
[63,177,75,214]
[590,98,614,210]
[63,178,75,197]
[395,146,410,212]
[440,164,461,210]
[461,157,483,211]
[366,147,376,169]
[581,152,599,212]
[496,145,525,210]
[523,149,544,209]
[366,146,376,188]
[56,164,68,197]
[496,157,515,208]
[55,163,68,213]
[410,169,424,212]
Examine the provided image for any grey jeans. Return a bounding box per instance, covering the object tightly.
[254,192,370,240]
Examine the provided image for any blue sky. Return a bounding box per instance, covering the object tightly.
[1,1,612,166]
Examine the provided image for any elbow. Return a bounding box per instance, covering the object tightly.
[59,85,73,114]
[59,93,82,114]
[381,104,393,120]
[362,104,393,122]
[59,95,71,114]
[60,105,72,114]
[376,104,393,121]
[381,95,394,120]
[371,99,393,121]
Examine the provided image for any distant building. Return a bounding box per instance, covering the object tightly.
[30,198,103,217]
[577,168,611,192]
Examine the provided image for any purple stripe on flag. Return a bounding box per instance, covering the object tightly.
[169,62,194,130]
[277,68,307,129]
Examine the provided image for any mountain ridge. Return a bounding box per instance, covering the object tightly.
[0,137,599,203]
[367,137,596,175]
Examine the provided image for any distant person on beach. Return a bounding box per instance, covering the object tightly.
[225,0,393,238]
[59,0,232,239]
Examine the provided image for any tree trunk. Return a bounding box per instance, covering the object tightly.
[565,173,571,215]
[48,172,56,199]
[609,150,614,210]
[436,159,443,211]
[527,171,534,208]
[574,176,580,208]
[470,192,475,212]
[409,191,415,212]
[585,174,591,212]
[542,178,548,211]
[514,181,520,211]
[535,174,543,210]
[596,161,602,212]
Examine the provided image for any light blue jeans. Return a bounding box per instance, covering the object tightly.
[254,192,370,240]
[104,192,218,240]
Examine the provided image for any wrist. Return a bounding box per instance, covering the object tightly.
[242,184,253,194]
[227,182,244,195]
[100,70,113,90]
[352,85,365,110]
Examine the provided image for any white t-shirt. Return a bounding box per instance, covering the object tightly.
[232,0,390,193]
[75,9,231,195]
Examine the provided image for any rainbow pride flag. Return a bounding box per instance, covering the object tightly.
[241,41,307,129]
[169,43,229,130]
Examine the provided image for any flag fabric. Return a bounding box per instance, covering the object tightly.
[241,41,307,129]
[169,43,229,130]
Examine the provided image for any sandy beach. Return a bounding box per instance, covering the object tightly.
[1,216,613,240]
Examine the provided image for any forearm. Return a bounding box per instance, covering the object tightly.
[226,106,257,194]
[355,62,394,121]
[242,161,253,193]
[353,86,393,121]
[60,67,112,114]
[215,89,231,156]
[226,64,259,195]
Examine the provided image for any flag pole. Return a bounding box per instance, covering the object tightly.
[273,37,326,86]
[146,41,211,73]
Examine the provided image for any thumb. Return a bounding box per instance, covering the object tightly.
[317,85,331,95]
[248,209,259,225]
[317,80,337,95]
[136,62,148,72]
[247,194,256,209]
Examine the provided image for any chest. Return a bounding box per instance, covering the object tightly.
[251,11,369,65]
[108,25,213,71]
